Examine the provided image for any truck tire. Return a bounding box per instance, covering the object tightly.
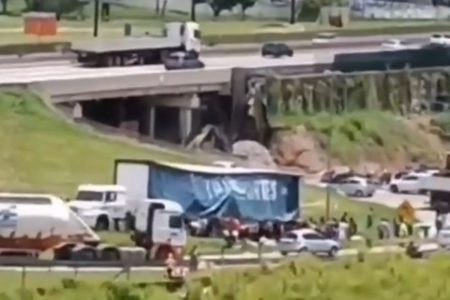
[186,50,199,59]
[95,215,110,231]
[125,212,135,231]
[99,247,121,261]
[71,246,97,261]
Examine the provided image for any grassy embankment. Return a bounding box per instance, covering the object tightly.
[277,111,442,168]
[2,253,450,299]
[0,90,395,251]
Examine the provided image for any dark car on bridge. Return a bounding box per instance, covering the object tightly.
[163,52,205,71]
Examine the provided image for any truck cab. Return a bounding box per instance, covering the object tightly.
[69,184,129,231]
[133,198,186,260]
[165,21,201,56]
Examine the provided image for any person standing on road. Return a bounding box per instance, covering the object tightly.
[367,207,374,229]
[189,245,199,272]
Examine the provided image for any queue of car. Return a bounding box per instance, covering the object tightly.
[320,167,439,198]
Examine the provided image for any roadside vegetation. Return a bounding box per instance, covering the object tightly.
[2,253,450,299]
[277,111,443,168]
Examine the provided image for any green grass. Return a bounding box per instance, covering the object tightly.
[3,254,450,299]
[276,111,440,167]
[0,89,195,197]
[0,270,166,290]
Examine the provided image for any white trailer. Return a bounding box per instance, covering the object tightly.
[71,22,201,67]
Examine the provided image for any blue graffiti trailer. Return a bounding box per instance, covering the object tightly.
[113,159,303,222]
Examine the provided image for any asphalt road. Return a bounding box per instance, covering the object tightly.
[0,243,438,273]
[0,32,431,65]
[0,45,394,85]
[354,189,435,224]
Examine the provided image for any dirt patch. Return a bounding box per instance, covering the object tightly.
[270,112,448,174]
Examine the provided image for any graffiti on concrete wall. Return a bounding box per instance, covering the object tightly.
[350,0,450,19]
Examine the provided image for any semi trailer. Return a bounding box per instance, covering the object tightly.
[0,193,186,261]
[112,159,302,222]
[71,21,202,67]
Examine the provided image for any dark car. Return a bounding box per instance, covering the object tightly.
[261,43,293,58]
[164,52,205,70]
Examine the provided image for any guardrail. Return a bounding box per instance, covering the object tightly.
[0,256,274,268]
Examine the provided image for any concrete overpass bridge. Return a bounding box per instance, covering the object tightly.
[0,46,382,144]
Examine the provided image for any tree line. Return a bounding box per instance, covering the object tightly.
[0,0,335,24]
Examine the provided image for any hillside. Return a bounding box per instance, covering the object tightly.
[272,111,446,173]
[0,90,191,196]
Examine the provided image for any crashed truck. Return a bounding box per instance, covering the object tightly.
[113,159,303,224]
[0,193,186,261]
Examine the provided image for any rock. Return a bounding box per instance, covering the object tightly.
[331,165,352,174]
[232,140,276,168]
[294,150,325,173]
[271,130,325,172]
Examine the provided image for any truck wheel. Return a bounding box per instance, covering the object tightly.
[71,247,97,261]
[95,216,109,231]
[100,248,120,261]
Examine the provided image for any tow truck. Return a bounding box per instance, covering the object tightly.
[71,21,202,68]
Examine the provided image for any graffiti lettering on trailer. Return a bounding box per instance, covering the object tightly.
[0,208,18,229]
[205,179,281,202]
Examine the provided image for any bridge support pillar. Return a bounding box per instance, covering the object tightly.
[72,102,83,120]
[149,105,155,139]
[179,108,192,145]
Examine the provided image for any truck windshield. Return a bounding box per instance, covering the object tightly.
[194,29,201,39]
[76,191,103,201]
[169,215,183,229]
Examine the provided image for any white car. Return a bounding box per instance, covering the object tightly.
[277,229,340,257]
[437,226,450,248]
[381,39,407,50]
[389,172,433,194]
[312,32,336,44]
[333,176,377,197]
[429,33,450,45]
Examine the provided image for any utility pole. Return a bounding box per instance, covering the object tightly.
[93,0,100,37]
[289,0,296,24]
[325,75,334,220]
[190,0,196,21]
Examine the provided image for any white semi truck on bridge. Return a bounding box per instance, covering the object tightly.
[71,22,202,68]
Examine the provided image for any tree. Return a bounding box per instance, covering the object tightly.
[1,0,8,14]
[239,0,256,20]
[289,0,296,24]
[207,0,238,18]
